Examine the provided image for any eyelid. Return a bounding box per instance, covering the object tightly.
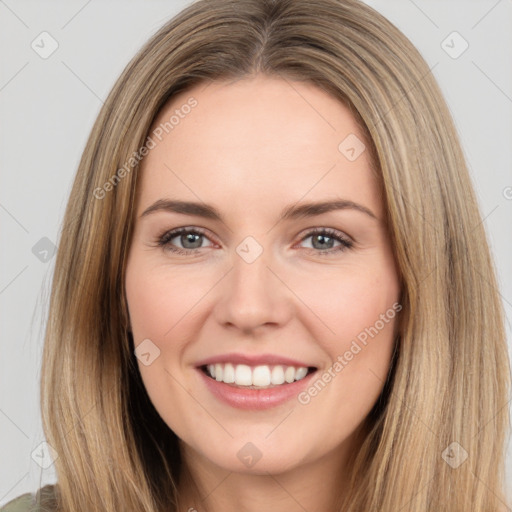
[293,227,354,254]
[156,226,218,250]
[295,226,354,245]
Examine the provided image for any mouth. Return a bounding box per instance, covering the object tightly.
[199,363,318,389]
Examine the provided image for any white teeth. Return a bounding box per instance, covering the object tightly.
[294,367,308,380]
[252,365,271,386]
[214,363,223,382]
[284,366,295,383]
[223,363,235,383]
[271,365,285,385]
[234,364,252,385]
[205,363,311,387]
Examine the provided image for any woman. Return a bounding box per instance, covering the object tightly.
[3,0,510,510]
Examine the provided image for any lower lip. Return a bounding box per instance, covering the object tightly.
[197,368,317,410]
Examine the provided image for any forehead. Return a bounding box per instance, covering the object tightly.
[136,75,382,222]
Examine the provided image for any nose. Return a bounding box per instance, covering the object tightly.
[213,241,294,335]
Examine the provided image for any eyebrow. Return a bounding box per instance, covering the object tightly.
[140,198,377,222]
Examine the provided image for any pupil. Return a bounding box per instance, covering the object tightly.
[182,233,201,249]
[313,234,333,250]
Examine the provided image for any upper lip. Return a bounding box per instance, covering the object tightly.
[195,352,317,369]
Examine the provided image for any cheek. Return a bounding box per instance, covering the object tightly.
[124,259,199,423]
[124,256,219,406]
[124,260,188,404]
[296,264,400,346]
[125,258,206,342]
[294,265,400,414]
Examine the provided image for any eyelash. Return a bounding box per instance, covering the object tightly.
[154,226,354,256]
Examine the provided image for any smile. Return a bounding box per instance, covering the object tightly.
[196,363,318,410]
[202,363,315,388]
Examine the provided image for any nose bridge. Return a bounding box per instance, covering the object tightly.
[214,235,291,332]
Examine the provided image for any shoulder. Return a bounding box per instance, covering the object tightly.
[0,492,33,512]
[0,485,58,512]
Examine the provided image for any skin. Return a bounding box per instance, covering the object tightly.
[125,74,401,512]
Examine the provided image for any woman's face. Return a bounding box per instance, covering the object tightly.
[125,74,401,476]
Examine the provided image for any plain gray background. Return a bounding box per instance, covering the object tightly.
[1,0,511,506]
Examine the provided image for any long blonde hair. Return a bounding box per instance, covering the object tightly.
[40,0,511,510]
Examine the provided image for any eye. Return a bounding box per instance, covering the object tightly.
[154,226,353,256]
[155,227,215,255]
[297,228,353,255]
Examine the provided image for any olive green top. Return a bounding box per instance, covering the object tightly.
[0,485,57,512]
